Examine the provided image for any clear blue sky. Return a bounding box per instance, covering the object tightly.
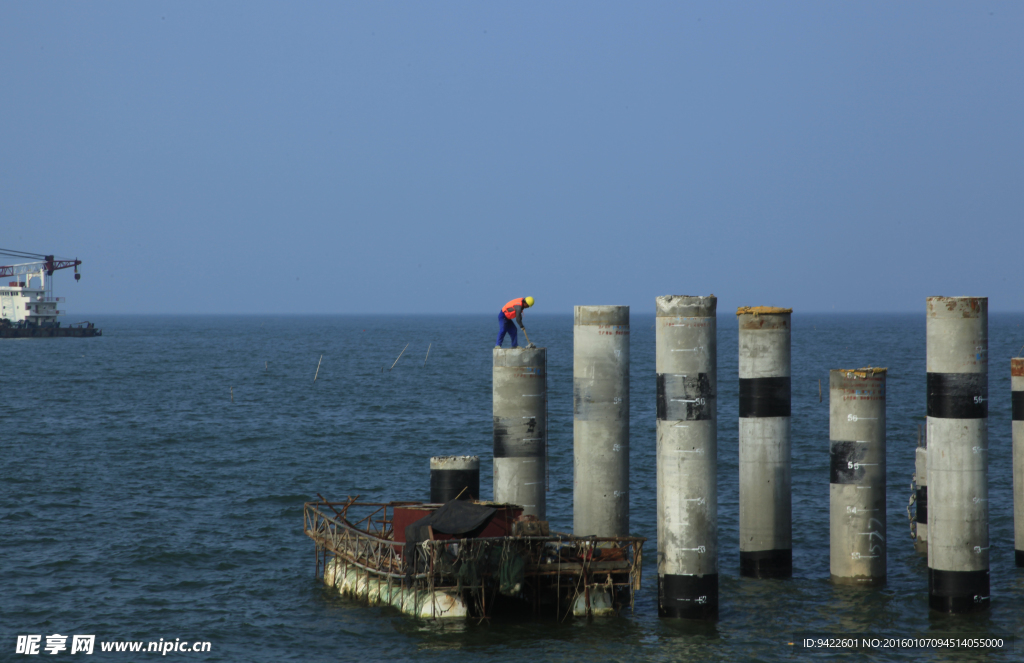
[2,2,1021,315]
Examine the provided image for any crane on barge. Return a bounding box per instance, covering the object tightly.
[0,248,99,337]
[0,248,82,281]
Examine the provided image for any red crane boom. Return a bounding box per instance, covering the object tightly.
[0,249,82,280]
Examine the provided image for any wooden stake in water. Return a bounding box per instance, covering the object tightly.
[390,343,409,371]
[424,343,432,367]
[265,361,268,371]
[231,387,234,403]
[819,378,822,403]
[313,354,323,382]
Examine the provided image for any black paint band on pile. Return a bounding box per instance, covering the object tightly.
[1013,391,1024,421]
[430,470,479,503]
[916,487,928,524]
[740,549,792,578]
[738,377,791,418]
[573,379,628,421]
[928,568,989,613]
[926,372,987,419]
[656,373,714,421]
[830,441,865,484]
[658,574,718,620]
[493,416,545,458]
[1016,550,1024,568]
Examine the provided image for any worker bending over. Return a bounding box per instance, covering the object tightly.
[496,297,534,348]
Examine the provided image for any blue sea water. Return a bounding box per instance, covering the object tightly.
[3,313,1024,662]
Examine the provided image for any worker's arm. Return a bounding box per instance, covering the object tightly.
[514,305,525,329]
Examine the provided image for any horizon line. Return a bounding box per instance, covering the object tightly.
[54,310,1024,317]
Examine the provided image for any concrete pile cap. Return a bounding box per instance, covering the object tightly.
[493,346,546,366]
[736,306,792,316]
[656,294,717,317]
[835,367,888,378]
[925,296,988,317]
[430,457,481,471]
[574,305,629,325]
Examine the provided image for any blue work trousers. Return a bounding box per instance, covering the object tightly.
[496,311,518,347]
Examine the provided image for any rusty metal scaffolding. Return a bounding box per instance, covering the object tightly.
[304,497,646,621]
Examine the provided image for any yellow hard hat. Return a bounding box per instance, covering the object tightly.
[524,296,535,307]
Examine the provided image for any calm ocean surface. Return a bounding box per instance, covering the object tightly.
[3,313,1024,661]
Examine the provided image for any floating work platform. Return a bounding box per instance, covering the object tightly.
[304,497,646,621]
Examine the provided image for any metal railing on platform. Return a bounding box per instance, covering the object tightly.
[303,498,646,621]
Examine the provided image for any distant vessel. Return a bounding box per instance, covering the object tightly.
[0,249,100,338]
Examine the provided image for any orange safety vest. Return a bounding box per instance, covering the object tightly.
[502,298,526,320]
